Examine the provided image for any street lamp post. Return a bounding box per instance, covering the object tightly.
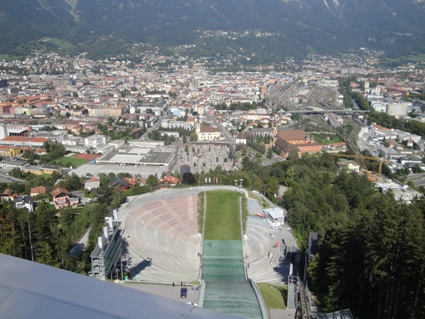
[120,255,123,280]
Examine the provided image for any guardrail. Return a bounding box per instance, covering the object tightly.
[198,279,206,308]
[197,191,206,283]
[249,278,269,319]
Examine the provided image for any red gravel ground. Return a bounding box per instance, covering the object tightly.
[74,154,101,160]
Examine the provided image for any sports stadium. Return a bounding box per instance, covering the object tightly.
[115,186,296,319]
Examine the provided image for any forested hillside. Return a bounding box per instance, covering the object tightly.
[241,154,425,318]
[1,0,425,59]
[0,172,134,274]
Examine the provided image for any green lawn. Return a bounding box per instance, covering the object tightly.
[258,283,287,309]
[40,37,78,53]
[204,190,241,240]
[311,133,342,145]
[0,54,21,61]
[384,53,425,63]
[54,156,90,168]
[404,53,425,62]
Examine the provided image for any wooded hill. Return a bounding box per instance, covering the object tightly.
[242,153,425,318]
[1,0,425,60]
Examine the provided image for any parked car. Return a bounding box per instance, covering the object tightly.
[180,287,188,298]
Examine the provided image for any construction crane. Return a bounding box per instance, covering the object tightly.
[328,153,384,180]
[366,170,375,182]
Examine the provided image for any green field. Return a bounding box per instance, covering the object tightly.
[257,283,287,309]
[54,156,90,168]
[385,53,425,63]
[311,133,342,145]
[204,191,241,240]
[40,37,78,50]
[0,54,21,61]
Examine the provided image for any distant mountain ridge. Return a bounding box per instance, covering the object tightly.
[0,0,424,59]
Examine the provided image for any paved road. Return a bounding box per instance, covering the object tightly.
[0,171,26,184]
[122,282,200,305]
[207,115,236,144]
[140,114,165,140]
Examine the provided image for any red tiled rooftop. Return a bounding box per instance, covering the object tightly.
[158,175,180,185]
[275,129,306,141]
[2,136,48,143]
[51,187,70,197]
[200,124,220,133]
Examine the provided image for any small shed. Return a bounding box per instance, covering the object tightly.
[264,207,286,228]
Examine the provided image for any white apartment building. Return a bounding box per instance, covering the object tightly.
[62,135,84,146]
[84,134,110,148]
[386,102,410,117]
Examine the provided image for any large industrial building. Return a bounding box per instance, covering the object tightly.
[96,145,176,167]
[72,143,177,178]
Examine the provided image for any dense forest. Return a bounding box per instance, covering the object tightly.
[240,153,425,318]
[0,172,146,274]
